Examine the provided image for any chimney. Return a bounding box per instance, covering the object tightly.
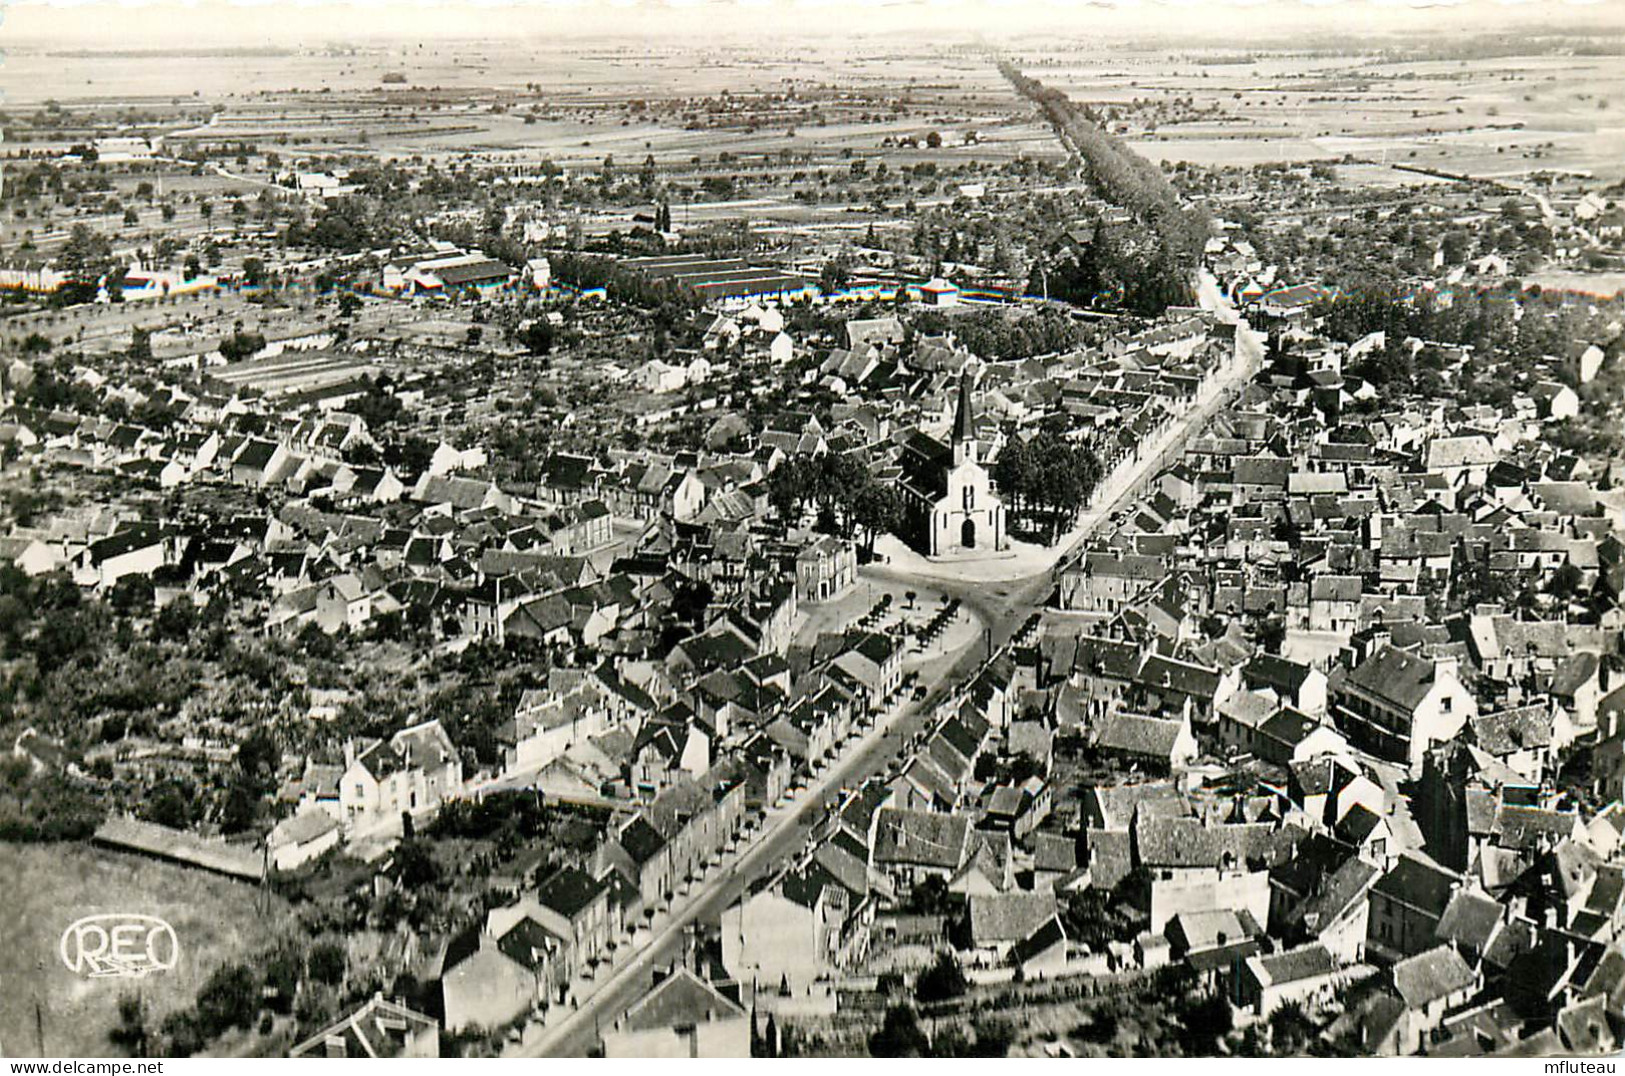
[1435,655,1460,683]
[344,739,357,768]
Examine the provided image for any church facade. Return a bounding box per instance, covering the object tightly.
[898,371,1007,558]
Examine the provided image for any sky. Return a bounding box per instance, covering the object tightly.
[4,0,1623,47]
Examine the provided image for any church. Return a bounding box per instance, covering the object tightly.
[898,370,1007,558]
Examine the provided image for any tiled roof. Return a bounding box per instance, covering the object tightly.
[1392,944,1476,1009]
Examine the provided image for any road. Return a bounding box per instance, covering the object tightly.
[521,633,994,1057]
[523,537,1064,1057]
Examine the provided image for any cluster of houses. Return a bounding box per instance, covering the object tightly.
[9,220,1625,1057]
[569,282,1625,1055]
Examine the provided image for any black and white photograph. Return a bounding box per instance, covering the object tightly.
[2,0,1625,1061]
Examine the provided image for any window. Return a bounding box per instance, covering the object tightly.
[963,485,974,511]
[1441,696,1453,713]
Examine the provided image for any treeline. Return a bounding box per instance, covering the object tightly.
[767,453,902,558]
[914,307,1099,361]
[1318,279,1622,370]
[1001,62,1210,265]
[1030,222,1195,317]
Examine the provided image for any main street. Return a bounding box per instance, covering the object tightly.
[520,617,1001,1057]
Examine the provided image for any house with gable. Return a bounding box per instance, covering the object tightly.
[1332,647,1477,776]
[339,718,464,835]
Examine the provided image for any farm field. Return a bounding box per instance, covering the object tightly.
[1028,49,1625,182]
[1525,270,1625,298]
[0,842,293,1058]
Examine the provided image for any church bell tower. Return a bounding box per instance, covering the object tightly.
[952,368,977,467]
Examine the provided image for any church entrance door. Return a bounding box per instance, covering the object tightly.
[961,519,976,549]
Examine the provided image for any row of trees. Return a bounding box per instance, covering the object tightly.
[1003,63,1209,269]
[767,453,903,558]
[991,428,1105,544]
[914,306,1099,361]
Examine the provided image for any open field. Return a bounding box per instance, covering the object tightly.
[0,842,292,1058]
[1026,49,1625,182]
[1526,269,1625,297]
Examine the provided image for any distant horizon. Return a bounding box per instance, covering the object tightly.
[6,0,1625,50]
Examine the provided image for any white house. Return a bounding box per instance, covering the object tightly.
[315,573,371,634]
[769,332,794,364]
[267,809,343,872]
[1532,381,1580,422]
[339,719,464,835]
[1332,648,1477,777]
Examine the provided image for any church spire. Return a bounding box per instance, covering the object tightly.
[953,368,976,445]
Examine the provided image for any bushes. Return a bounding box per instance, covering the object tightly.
[307,941,347,987]
[870,1004,1014,1058]
[0,759,103,842]
[869,1005,930,1057]
[196,963,261,1037]
[915,952,969,1004]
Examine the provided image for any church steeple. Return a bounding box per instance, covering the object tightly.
[953,368,977,466]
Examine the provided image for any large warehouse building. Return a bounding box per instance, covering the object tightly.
[619,254,815,306]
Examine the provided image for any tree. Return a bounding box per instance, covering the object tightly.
[1256,616,1286,655]
[904,875,953,915]
[925,130,943,149]
[519,320,555,356]
[144,782,193,829]
[195,963,260,1037]
[914,952,968,1003]
[1268,1000,1317,1054]
[220,782,258,834]
[109,993,148,1056]
[393,839,440,886]
[767,458,809,526]
[307,941,347,986]
[263,947,302,1014]
[850,481,902,559]
[869,1005,929,1057]
[1176,991,1233,1054]
[673,578,714,625]
[128,327,152,363]
[237,729,278,784]
[218,330,267,362]
[57,223,112,282]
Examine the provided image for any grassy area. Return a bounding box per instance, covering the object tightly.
[0,841,293,1058]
